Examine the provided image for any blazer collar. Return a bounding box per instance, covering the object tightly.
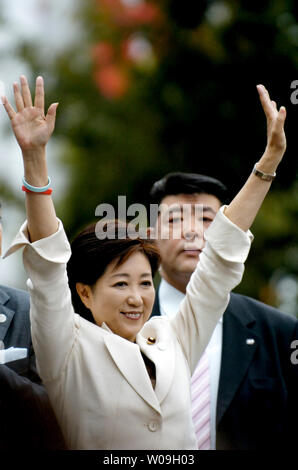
[216,293,259,425]
[0,287,15,342]
[137,319,175,406]
[103,318,175,414]
[103,329,162,414]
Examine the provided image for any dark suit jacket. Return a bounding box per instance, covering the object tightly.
[151,290,298,449]
[0,364,66,450]
[0,284,37,380]
[0,284,66,450]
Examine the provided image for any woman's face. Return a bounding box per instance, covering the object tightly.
[78,251,155,342]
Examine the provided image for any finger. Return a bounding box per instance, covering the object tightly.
[34,76,44,112]
[13,82,24,111]
[263,87,279,116]
[1,96,16,120]
[271,106,287,137]
[20,75,33,107]
[257,84,272,107]
[271,100,277,110]
[263,85,271,100]
[257,84,275,119]
[277,106,286,126]
[45,102,59,131]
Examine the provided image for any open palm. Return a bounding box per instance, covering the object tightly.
[2,75,58,152]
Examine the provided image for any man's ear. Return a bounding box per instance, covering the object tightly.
[76,283,93,310]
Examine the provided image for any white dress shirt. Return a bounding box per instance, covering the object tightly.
[159,278,223,449]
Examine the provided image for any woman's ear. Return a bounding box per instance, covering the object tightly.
[76,283,93,310]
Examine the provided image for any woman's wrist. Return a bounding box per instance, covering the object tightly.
[22,146,47,162]
[256,148,283,174]
[23,148,49,187]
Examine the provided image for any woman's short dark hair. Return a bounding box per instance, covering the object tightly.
[67,219,160,323]
[149,172,229,205]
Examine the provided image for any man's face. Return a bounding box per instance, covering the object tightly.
[155,193,221,287]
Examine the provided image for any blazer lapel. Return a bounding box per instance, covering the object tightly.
[216,295,259,426]
[104,332,162,414]
[138,319,175,405]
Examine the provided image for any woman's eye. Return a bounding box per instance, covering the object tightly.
[113,281,127,287]
[141,281,152,287]
[169,217,183,223]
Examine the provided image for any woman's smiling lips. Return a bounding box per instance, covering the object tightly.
[120,311,143,320]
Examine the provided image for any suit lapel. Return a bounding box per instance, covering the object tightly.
[151,287,161,317]
[154,283,259,425]
[104,333,162,414]
[0,288,14,342]
[216,295,259,425]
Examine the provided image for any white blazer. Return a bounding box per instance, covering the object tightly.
[5,208,252,450]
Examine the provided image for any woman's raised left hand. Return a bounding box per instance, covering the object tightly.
[257,84,286,168]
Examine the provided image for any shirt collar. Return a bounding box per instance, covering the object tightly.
[159,278,186,318]
[159,277,223,323]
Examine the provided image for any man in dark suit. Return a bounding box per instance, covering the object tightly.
[0,363,66,450]
[0,284,37,380]
[0,218,66,449]
[149,171,298,449]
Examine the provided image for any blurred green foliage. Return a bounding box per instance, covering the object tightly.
[2,0,298,312]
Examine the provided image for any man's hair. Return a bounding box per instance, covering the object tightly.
[67,220,160,323]
[149,172,230,205]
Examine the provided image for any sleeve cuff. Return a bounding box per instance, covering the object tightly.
[3,219,71,263]
[204,205,254,263]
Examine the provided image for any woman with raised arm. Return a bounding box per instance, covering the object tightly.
[1,77,286,449]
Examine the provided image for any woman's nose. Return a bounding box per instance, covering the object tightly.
[127,291,143,306]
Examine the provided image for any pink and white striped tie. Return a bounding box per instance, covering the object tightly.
[191,351,211,450]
